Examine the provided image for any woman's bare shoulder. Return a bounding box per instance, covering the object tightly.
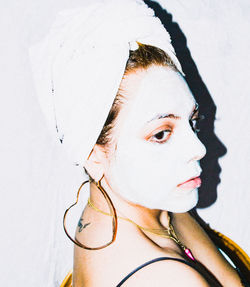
[171,211,242,285]
[121,258,210,287]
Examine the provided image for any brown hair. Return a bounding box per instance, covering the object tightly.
[95,43,179,150]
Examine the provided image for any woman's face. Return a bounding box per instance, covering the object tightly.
[104,65,206,212]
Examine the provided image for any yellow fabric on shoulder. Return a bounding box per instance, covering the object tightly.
[60,270,72,287]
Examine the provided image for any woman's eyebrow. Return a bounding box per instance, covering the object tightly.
[147,104,199,123]
[147,113,181,123]
[190,103,199,118]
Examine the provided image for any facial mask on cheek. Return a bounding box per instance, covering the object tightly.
[106,138,199,212]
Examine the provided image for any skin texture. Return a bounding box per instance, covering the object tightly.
[104,66,206,212]
[75,66,242,286]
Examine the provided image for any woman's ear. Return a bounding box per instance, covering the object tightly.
[84,144,107,182]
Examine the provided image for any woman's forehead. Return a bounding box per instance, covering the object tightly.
[120,66,196,124]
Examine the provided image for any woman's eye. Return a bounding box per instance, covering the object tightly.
[150,129,172,143]
[190,114,205,133]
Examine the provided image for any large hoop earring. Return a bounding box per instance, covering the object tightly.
[63,175,118,250]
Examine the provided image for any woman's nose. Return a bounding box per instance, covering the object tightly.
[185,129,207,163]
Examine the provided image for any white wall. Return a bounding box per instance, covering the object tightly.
[159,0,250,250]
[1,0,249,286]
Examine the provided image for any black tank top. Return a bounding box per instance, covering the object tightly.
[116,256,223,286]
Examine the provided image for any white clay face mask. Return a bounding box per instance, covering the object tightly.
[105,66,206,212]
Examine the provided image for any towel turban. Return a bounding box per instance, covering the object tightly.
[29,0,184,168]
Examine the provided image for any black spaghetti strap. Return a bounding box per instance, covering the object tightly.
[116,256,222,287]
[116,257,197,286]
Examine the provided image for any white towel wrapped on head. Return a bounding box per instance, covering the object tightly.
[29,0,183,169]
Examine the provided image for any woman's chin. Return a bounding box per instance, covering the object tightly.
[166,188,199,213]
[139,188,199,213]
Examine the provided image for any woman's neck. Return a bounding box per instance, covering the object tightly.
[89,177,169,232]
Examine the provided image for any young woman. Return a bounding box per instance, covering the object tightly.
[71,44,244,287]
[29,0,250,286]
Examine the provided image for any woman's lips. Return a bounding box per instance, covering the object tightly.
[177,177,201,189]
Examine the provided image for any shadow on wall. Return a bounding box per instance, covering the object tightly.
[144,0,227,208]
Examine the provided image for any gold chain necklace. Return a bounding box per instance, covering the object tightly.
[87,198,195,261]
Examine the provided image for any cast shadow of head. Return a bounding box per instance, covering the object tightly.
[144,1,227,215]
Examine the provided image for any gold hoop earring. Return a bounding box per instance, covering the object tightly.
[63,175,118,250]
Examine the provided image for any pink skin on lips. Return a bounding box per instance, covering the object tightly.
[177,177,202,189]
